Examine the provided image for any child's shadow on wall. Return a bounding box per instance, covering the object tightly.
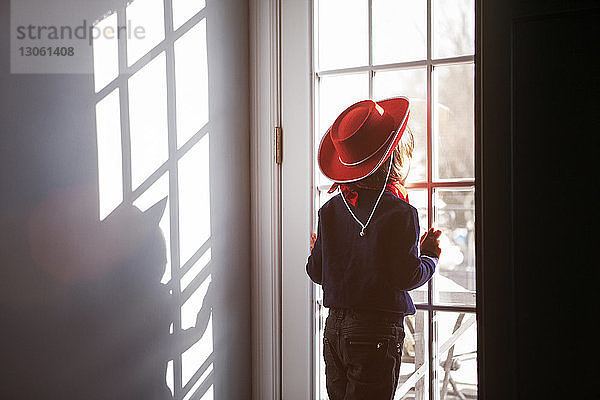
[20,185,212,399]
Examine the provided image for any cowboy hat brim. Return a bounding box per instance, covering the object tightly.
[318,96,410,183]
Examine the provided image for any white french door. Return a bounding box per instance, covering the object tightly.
[280,0,314,398]
[281,1,477,399]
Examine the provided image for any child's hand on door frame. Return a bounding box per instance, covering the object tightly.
[310,232,317,252]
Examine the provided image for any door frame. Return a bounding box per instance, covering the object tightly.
[251,0,314,398]
[280,0,314,398]
[249,0,283,399]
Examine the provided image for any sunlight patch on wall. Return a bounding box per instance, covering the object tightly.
[126,0,166,65]
[180,273,213,395]
[175,19,209,147]
[182,324,212,385]
[181,248,211,291]
[178,133,211,265]
[182,362,213,400]
[128,52,169,190]
[181,274,211,330]
[96,88,123,221]
[172,0,206,30]
[166,359,174,396]
[92,13,119,92]
[198,385,214,400]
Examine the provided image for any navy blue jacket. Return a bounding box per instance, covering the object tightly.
[306,189,437,316]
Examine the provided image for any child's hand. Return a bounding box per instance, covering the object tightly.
[310,232,317,252]
[420,227,442,258]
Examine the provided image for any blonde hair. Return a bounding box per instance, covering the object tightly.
[356,125,414,187]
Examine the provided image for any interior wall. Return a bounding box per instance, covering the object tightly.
[0,0,250,398]
[480,0,598,398]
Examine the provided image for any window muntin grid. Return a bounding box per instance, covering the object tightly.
[92,1,212,399]
[312,1,476,399]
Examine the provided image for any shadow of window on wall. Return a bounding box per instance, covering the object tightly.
[93,0,213,398]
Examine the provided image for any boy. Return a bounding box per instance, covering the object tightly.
[307,97,441,400]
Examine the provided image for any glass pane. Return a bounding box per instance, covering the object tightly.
[434,311,477,400]
[93,13,119,92]
[172,0,206,30]
[175,19,209,147]
[395,310,429,400]
[127,0,166,66]
[433,0,475,59]
[407,189,427,304]
[433,188,475,306]
[374,68,427,182]
[317,73,369,186]
[128,53,169,189]
[318,0,368,70]
[373,0,426,65]
[96,88,123,221]
[132,173,170,283]
[433,64,474,180]
[178,134,211,265]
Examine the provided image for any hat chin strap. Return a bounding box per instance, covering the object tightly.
[340,151,393,237]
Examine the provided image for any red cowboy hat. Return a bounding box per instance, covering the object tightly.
[318,97,410,183]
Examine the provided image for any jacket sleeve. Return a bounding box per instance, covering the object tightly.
[392,208,437,291]
[306,209,323,285]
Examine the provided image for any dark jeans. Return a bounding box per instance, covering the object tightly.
[323,308,405,400]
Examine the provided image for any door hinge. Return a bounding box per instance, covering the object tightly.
[274,126,283,165]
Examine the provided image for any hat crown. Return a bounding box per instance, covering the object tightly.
[337,103,371,140]
[331,100,395,165]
